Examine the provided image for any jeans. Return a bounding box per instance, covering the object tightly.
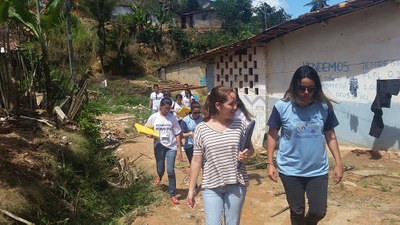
[154,143,177,197]
[184,145,194,164]
[202,184,247,225]
[279,173,328,225]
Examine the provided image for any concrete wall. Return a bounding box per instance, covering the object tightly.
[163,60,206,86]
[212,45,270,146]
[265,1,400,150]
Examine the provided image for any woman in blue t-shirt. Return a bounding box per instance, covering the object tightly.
[266,65,343,225]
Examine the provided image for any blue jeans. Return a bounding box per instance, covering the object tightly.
[279,173,328,225]
[154,143,177,197]
[202,184,247,225]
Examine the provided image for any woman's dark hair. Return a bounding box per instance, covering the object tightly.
[203,85,234,122]
[191,101,201,111]
[237,93,252,121]
[175,94,183,99]
[284,65,336,109]
[160,97,173,107]
[184,89,192,97]
[163,90,171,98]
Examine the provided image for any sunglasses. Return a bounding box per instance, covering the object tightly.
[297,86,317,93]
[191,112,200,115]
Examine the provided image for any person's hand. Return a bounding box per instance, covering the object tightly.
[333,164,344,184]
[177,151,183,162]
[238,149,249,162]
[186,189,197,208]
[267,164,278,183]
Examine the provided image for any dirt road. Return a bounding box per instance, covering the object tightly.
[102,113,400,225]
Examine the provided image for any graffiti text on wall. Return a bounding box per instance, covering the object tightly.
[303,61,349,73]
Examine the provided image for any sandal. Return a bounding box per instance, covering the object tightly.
[170,196,179,205]
[154,177,161,186]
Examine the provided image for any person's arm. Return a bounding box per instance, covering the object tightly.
[267,127,279,182]
[176,133,182,161]
[148,96,153,109]
[186,154,202,208]
[325,129,343,184]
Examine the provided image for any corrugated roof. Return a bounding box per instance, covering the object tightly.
[188,0,390,62]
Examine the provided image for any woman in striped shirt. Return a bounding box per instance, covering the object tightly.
[186,85,254,225]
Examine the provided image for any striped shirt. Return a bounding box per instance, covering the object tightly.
[194,118,250,188]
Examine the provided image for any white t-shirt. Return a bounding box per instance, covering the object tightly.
[145,112,181,150]
[173,102,184,120]
[182,95,192,107]
[150,92,163,112]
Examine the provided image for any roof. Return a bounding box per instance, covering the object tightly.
[188,0,390,62]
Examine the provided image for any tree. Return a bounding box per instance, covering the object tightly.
[304,0,329,12]
[0,0,64,114]
[214,0,252,34]
[78,0,117,74]
[253,2,291,31]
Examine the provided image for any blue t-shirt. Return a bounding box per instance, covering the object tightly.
[181,114,203,148]
[267,100,339,177]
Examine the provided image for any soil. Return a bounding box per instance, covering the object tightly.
[103,113,400,225]
[1,113,400,225]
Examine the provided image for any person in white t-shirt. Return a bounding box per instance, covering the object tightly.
[145,97,182,205]
[182,89,193,108]
[149,84,164,114]
[180,83,189,97]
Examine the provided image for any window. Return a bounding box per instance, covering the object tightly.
[249,68,253,75]
[239,81,243,88]
[243,61,247,69]
[230,68,233,75]
[255,88,259,95]
[230,81,233,87]
[234,62,237,69]
[255,74,259,82]
[220,56,223,62]
[239,54,242,62]
[216,63,219,69]
[235,88,238,93]
[244,88,248,94]
[254,61,257,69]
[248,54,252,61]
[221,69,224,74]
[234,74,238,82]
[225,74,229,82]
[244,74,248,82]
[217,74,220,81]
[253,47,257,55]
[202,14,207,20]
[250,81,253,88]
[229,55,233,62]
[225,61,228,69]
[239,68,242,75]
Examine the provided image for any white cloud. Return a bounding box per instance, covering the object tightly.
[252,0,288,10]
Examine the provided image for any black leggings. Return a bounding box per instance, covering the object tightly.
[279,173,328,225]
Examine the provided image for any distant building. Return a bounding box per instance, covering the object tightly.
[178,1,222,31]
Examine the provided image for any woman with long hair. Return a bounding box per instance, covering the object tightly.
[266,65,343,225]
[186,85,254,225]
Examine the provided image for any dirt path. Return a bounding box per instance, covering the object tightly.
[102,113,400,225]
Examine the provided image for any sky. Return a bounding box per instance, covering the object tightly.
[251,0,344,19]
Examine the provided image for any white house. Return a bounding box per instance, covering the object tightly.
[162,0,400,150]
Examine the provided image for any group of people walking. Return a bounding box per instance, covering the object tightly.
[144,66,344,225]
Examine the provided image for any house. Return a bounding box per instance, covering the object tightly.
[179,1,222,31]
[160,0,400,150]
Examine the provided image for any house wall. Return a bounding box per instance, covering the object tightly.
[212,45,270,146]
[265,1,400,150]
[164,60,206,86]
[182,11,222,31]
